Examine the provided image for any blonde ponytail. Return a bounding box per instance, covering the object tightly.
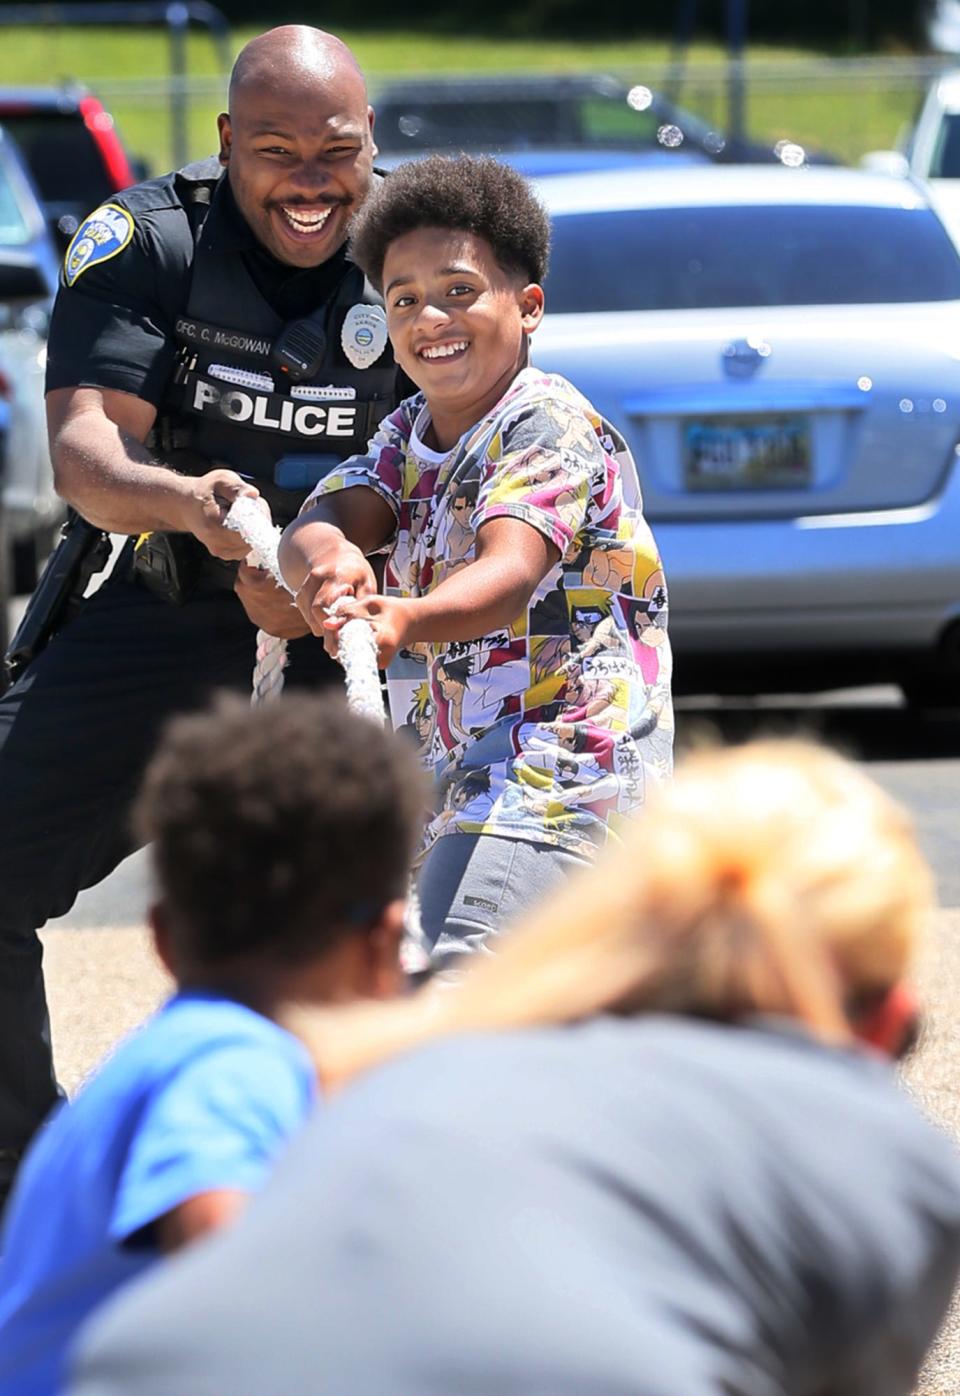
[304,740,934,1089]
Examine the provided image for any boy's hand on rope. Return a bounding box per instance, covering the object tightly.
[290,535,378,638]
[323,593,414,667]
[234,563,311,639]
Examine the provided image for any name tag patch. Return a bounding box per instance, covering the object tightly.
[64,204,135,286]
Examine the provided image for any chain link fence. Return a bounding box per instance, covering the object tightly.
[57,56,960,177]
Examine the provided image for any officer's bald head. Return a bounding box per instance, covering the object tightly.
[218,26,375,268]
[229,26,366,112]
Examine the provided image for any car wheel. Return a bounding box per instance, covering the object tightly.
[0,506,10,667]
[900,673,960,711]
[12,534,37,595]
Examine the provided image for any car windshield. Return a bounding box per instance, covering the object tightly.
[0,112,114,205]
[545,204,960,311]
[0,156,32,245]
[374,92,675,154]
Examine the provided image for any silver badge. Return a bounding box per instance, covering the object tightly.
[341,303,388,370]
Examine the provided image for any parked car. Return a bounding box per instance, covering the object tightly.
[528,165,960,705]
[0,125,62,603]
[860,70,960,242]
[0,354,11,655]
[371,73,817,173]
[0,86,144,250]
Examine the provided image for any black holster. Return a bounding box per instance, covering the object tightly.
[131,531,237,605]
[3,510,112,688]
[130,446,306,605]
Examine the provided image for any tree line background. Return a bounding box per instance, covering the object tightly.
[45,0,934,45]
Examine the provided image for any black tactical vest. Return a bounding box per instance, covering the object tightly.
[153,161,399,523]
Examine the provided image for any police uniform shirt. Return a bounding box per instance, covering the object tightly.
[45,170,358,404]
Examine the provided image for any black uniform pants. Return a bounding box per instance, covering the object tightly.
[0,544,338,1164]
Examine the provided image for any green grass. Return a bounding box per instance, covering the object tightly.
[0,27,925,171]
[0,30,841,84]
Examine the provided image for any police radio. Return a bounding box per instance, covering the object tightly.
[270,317,327,385]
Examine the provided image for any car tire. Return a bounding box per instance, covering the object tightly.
[0,506,10,667]
[900,673,960,711]
[12,534,37,595]
[12,518,60,596]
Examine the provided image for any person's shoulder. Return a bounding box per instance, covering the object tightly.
[85,167,201,237]
[153,992,300,1052]
[83,995,313,1126]
[490,367,592,427]
[61,163,214,292]
[531,368,599,415]
[114,157,221,212]
[67,994,300,1088]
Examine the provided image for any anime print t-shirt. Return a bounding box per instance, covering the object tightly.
[308,367,674,858]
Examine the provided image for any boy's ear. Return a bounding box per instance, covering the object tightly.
[367,899,407,1000]
[217,112,231,165]
[519,283,545,335]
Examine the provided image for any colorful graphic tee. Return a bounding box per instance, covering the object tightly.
[308,368,673,858]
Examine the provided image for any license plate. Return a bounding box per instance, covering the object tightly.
[684,415,812,491]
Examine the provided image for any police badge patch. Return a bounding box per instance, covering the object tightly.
[341,303,388,370]
[64,204,135,287]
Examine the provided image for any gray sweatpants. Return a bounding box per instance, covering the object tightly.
[416,833,591,973]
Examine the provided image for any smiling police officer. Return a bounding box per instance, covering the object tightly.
[0,26,404,1207]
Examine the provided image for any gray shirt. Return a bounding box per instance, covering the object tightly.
[70,1016,960,1396]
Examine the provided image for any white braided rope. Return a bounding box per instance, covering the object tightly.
[252,628,288,705]
[225,496,428,974]
[223,499,291,707]
[225,495,385,723]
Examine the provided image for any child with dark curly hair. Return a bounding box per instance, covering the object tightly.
[0,693,425,1396]
[279,155,673,968]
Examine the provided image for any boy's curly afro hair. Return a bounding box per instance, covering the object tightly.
[134,693,427,967]
[350,154,550,291]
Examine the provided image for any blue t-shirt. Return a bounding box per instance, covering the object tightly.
[0,990,316,1396]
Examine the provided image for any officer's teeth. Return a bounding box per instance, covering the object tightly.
[420,341,468,360]
[281,207,331,231]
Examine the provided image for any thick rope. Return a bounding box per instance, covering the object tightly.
[224,496,429,974]
[225,496,384,723]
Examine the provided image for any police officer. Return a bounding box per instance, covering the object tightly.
[0,26,404,1205]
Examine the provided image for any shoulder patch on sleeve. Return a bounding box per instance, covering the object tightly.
[64,203,135,286]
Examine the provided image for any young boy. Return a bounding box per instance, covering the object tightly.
[0,693,424,1396]
[279,155,673,968]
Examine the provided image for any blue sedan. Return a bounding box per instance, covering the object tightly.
[530,165,960,705]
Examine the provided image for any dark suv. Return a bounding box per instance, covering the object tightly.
[372,73,798,173]
[0,87,144,249]
[371,73,838,176]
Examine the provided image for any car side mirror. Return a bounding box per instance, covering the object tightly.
[0,252,53,301]
[860,150,911,178]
